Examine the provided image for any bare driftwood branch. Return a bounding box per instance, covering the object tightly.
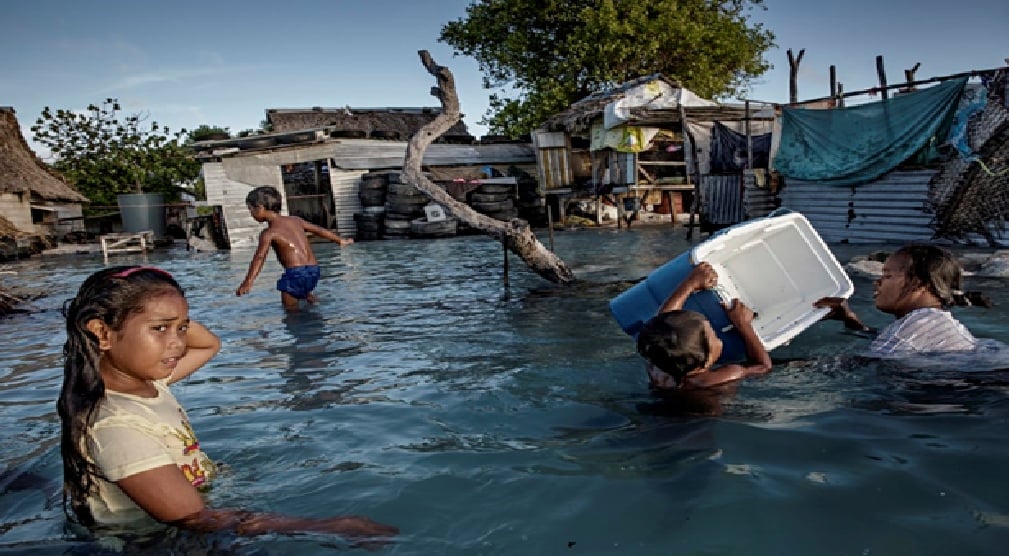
[402,50,575,285]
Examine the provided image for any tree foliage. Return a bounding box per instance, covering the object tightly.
[187,124,231,143]
[440,0,775,136]
[31,99,202,207]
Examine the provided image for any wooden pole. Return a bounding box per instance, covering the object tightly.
[787,48,805,104]
[876,55,888,100]
[791,66,1003,105]
[903,62,921,92]
[546,203,555,251]
[829,65,837,99]
[744,100,753,169]
[681,104,703,240]
[502,239,510,289]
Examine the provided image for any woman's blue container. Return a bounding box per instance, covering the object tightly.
[610,211,853,364]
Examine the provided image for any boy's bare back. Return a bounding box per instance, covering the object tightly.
[236,200,352,298]
[262,215,321,268]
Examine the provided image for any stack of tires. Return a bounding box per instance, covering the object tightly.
[354,172,389,241]
[410,203,458,239]
[515,178,548,227]
[468,183,518,222]
[384,174,428,240]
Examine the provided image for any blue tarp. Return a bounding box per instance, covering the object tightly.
[710,121,772,172]
[773,77,967,186]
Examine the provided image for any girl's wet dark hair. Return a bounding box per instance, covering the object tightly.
[636,310,710,387]
[245,186,283,212]
[58,266,183,525]
[895,245,993,309]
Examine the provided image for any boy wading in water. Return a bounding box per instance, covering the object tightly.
[637,262,773,390]
[236,186,353,310]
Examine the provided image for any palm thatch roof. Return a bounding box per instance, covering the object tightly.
[0,107,88,202]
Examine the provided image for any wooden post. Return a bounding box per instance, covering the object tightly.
[615,192,624,229]
[876,55,888,100]
[744,100,753,169]
[787,48,805,104]
[837,83,845,108]
[502,239,510,289]
[681,104,703,240]
[903,62,921,92]
[829,65,837,99]
[547,204,555,251]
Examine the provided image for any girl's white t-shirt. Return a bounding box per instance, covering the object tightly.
[85,379,215,524]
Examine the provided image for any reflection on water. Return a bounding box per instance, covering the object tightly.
[2,228,1009,555]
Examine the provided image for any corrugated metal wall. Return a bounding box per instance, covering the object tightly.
[329,168,366,238]
[700,172,779,227]
[743,172,778,219]
[700,175,745,225]
[778,169,938,244]
[203,162,274,250]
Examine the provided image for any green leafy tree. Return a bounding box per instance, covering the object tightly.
[31,99,202,207]
[187,124,231,143]
[440,0,775,136]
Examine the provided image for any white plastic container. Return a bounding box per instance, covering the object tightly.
[423,203,448,222]
[610,211,853,361]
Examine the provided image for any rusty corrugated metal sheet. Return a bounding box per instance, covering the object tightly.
[701,175,745,225]
[743,171,778,220]
[699,173,779,227]
[778,169,937,243]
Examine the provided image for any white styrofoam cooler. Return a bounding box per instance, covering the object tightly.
[610,211,853,362]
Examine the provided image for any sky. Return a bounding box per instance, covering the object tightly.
[2,0,1007,159]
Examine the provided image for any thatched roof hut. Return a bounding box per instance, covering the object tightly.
[0,107,88,205]
[266,106,470,138]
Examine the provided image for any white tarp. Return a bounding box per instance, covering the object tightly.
[603,79,717,130]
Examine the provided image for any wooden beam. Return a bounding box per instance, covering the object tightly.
[876,55,888,100]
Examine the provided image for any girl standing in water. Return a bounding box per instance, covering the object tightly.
[59,265,397,539]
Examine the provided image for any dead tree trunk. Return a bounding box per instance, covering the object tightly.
[402,50,575,285]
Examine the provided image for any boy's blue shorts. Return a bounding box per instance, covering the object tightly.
[276,265,321,299]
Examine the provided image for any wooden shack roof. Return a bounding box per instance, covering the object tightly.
[541,73,771,133]
[265,106,469,137]
[0,107,88,202]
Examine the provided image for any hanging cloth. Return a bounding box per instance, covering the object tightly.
[709,121,772,172]
[773,76,967,186]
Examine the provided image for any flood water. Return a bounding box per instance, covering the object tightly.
[2,226,1009,555]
